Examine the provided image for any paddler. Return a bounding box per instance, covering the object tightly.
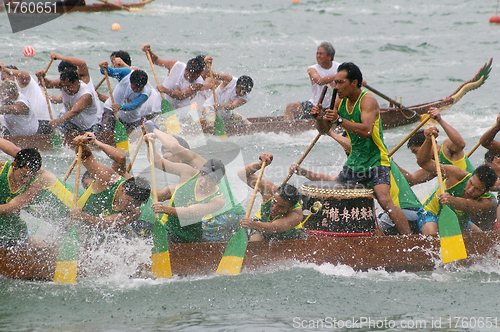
[70,135,151,238]
[0,146,44,247]
[313,62,412,234]
[283,42,339,121]
[143,121,246,242]
[238,153,305,242]
[145,132,226,243]
[417,127,497,235]
[201,57,253,128]
[141,44,205,120]
[0,80,39,136]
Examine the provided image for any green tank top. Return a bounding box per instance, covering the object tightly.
[204,177,245,220]
[30,178,82,220]
[438,145,475,173]
[389,160,421,210]
[422,174,492,229]
[161,173,223,243]
[0,161,31,245]
[338,91,390,171]
[138,194,155,224]
[255,197,302,238]
[78,177,126,217]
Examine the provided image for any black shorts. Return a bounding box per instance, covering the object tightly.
[296,100,314,119]
[337,165,391,187]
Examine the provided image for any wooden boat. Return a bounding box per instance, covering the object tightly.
[203,59,492,136]
[1,231,499,280]
[4,0,155,14]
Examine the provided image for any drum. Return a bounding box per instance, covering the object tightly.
[299,181,376,237]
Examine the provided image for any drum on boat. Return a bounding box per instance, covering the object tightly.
[299,181,376,238]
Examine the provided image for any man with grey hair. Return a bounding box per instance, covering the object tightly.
[284,41,339,120]
[0,80,39,135]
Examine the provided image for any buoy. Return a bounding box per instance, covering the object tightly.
[490,14,500,23]
[111,23,121,31]
[23,46,35,57]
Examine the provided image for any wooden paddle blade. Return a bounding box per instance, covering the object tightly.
[114,119,130,153]
[53,223,79,284]
[214,113,227,139]
[161,99,182,136]
[151,218,172,278]
[216,228,248,275]
[50,130,63,151]
[439,205,467,264]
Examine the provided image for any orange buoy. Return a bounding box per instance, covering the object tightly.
[23,46,35,57]
[490,14,500,23]
[111,23,121,31]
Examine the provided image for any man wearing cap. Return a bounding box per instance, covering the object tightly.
[70,135,151,233]
[146,133,226,243]
[238,153,306,241]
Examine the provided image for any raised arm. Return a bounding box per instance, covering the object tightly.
[141,44,178,70]
[84,132,127,176]
[480,112,500,154]
[237,153,277,201]
[428,107,465,156]
[51,52,90,84]
[0,64,31,88]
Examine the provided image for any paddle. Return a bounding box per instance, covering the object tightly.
[466,141,481,158]
[282,86,331,185]
[53,145,82,284]
[365,84,416,119]
[147,138,172,278]
[95,77,106,90]
[62,156,78,182]
[39,59,63,151]
[389,114,432,156]
[207,62,227,138]
[104,69,130,153]
[216,160,267,275]
[431,135,468,264]
[145,50,182,136]
[126,131,144,174]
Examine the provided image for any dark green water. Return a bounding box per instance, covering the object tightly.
[1,0,500,330]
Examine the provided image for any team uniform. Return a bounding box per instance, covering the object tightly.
[59,80,99,134]
[3,92,39,136]
[202,77,250,126]
[17,76,54,134]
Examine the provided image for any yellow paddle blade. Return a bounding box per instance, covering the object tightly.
[53,261,77,284]
[420,114,439,125]
[441,234,468,264]
[151,251,172,278]
[216,256,244,275]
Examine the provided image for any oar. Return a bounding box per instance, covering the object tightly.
[148,139,172,278]
[62,156,78,182]
[431,135,468,264]
[145,50,182,136]
[282,86,330,185]
[104,69,130,153]
[389,114,433,156]
[365,84,416,118]
[53,145,82,284]
[466,141,481,158]
[95,77,106,90]
[126,131,144,174]
[216,160,267,275]
[207,62,227,138]
[96,0,132,11]
[40,59,63,150]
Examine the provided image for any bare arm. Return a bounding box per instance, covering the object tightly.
[480,113,500,154]
[428,107,465,156]
[0,65,31,88]
[141,44,177,70]
[241,206,303,233]
[0,137,21,157]
[0,180,43,216]
[237,153,277,201]
[308,67,335,86]
[152,195,225,218]
[70,206,140,229]
[289,163,337,182]
[49,93,92,128]
[0,101,30,116]
[51,52,90,83]
[158,83,203,101]
[85,132,127,176]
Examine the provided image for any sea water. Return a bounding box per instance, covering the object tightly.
[1,0,500,331]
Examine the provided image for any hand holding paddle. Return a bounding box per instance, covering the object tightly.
[216,160,267,275]
[431,134,468,264]
[207,61,227,138]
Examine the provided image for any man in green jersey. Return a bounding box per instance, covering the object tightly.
[313,62,411,234]
[70,135,150,231]
[0,146,43,247]
[238,153,305,241]
[417,128,497,235]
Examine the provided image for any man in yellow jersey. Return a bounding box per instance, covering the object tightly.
[416,128,497,235]
[313,62,411,234]
[399,107,474,186]
[238,153,305,241]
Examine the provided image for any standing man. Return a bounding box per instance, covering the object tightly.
[283,42,339,120]
[314,62,411,234]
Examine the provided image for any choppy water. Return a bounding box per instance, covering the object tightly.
[2,0,500,331]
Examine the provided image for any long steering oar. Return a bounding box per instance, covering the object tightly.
[40,59,63,150]
[53,145,82,284]
[365,84,416,119]
[216,161,267,275]
[207,62,227,138]
[148,139,172,278]
[104,69,130,153]
[389,114,433,156]
[282,86,331,185]
[146,51,182,136]
[431,135,468,264]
